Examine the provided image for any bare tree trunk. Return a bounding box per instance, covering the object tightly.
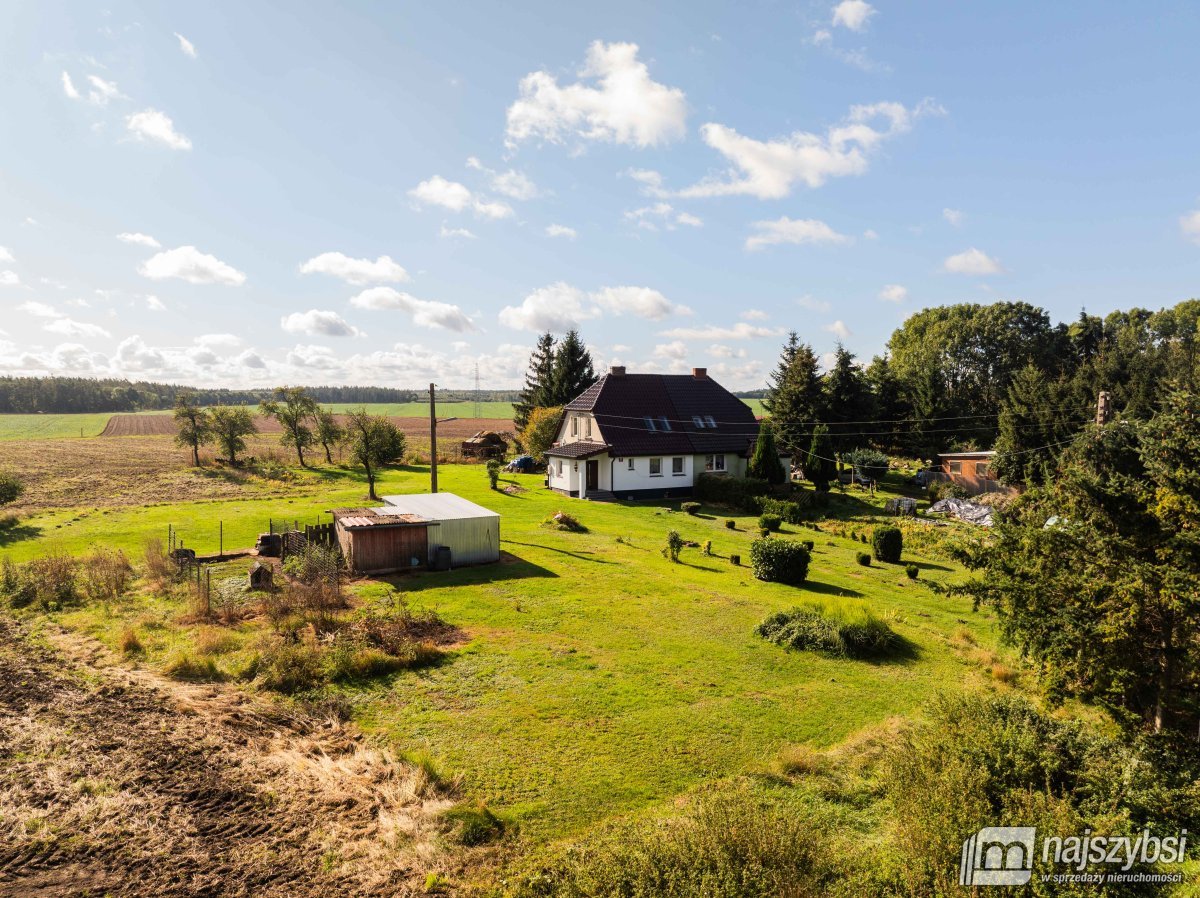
[192,443,200,466]
[324,443,333,464]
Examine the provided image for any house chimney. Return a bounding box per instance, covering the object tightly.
[692,367,707,379]
[610,365,626,376]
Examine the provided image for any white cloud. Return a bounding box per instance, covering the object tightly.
[863,228,879,239]
[126,108,192,150]
[943,247,1003,275]
[745,217,851,251]
[1180,210,1200,245]
[115,335,166,371]
[708,343,747,359]
[591,286,690,320]
[86,75,121,106]
[505,41,687,148]
[741,309,768,321]
[61,71,80,100]
[832,0,876,31]
[139,246,245,285]
[195,333,242,349]
[499,282,600,332]
[658,322,779,340]
[675,212,703,227]
[281,309,363,338]
[824,320,852,340]
[679,100,942,200]
[286,344,342,370]
[299,252,409,285]
[797,295,832,313]
[490,169,539,200]
[0,271,20,287]
[348,287,476,332]
[174,32,197,58]
[654,340,688,360]
[44,317,111,339]
[0,247,11,263]
[473,199,515,220]
[625,167,669,197]
[237,349,266,369]
[409,175,473,211]
[943,207,964,226]
[116,232,161,248]
[19,301,58,317]
[545,224,577,239]
[879,284,908,303]
[440,225,477,239]
[625,203,703,231]
[145,295,166,311]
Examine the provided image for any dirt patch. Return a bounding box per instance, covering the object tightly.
[0,618,459,897]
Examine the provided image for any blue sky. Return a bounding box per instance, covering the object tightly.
[2,0,1200,390]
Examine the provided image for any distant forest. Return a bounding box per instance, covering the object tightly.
[0,377,520,414]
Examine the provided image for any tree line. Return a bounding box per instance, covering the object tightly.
[174,386,406,500]
[0,377,423,414]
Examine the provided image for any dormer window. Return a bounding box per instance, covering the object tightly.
[692,416,704,428]
[692,415,718,429]
[645,416,671,432]
[704,415,716,428]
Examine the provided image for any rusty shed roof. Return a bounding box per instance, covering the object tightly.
[331,508,429,530]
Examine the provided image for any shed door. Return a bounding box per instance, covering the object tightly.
[586,460,599,491]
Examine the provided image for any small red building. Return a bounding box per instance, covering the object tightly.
[936,450,1003,496]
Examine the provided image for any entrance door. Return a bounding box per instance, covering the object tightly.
[585,459,599,492]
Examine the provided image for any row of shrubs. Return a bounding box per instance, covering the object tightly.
[0,547,133,611]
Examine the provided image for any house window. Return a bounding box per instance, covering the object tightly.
[705,454,726,472]
[571,417,578,436]
[627,458,635,471]
[649,457,662,476]
[644,416,656,432]
[658,416,671,431]
[976,462,990,478]
[672,457,685,475]
[556,459,563,475]
[585,417,592,438]
[692,415,705,428]
[948,461,963,475]
[704,415,716,428]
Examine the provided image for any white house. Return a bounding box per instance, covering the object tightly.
[545,366,789,500]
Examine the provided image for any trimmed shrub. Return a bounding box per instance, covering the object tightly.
[0,471,24,506]
[681,501,701,516]
[730,554,741,566]
[702,539,712,556]
[759,528,770,538]
[758,513,782,533]
[749,539,810,585]
[724,518,736,530]
[872,525,903,563]
[663,529,683,563]
[756,600,902,658]
[802,540,814,552]
[905,563,919,580]
[486,459,501,489]
[856,551,871,566]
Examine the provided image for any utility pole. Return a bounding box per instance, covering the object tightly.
[473,363,481,419]
[1096,390,1113,427]
[429,382,438,493]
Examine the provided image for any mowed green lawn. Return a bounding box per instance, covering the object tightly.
[2,460,991,842]
[0,413,115,440]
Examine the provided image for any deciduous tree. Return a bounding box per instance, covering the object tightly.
[520,406,563,462]
[314,407,345,464]
[260,387,318,467]
[173,392,211,466]
[345,410,407,501]
[208,406,257,465]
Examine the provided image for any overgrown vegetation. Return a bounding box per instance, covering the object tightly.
[756,600,902,659]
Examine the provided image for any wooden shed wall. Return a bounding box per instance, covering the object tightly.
[338,525,429,574]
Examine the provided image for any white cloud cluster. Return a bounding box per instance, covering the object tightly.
[175,32,198,58]
[117,232,161,248]
[943,207,964,226]
[832,0,876,31]
[467,157,540,200]
[545,224,577,239]
[679,99,943,200]
[499,281,689,332]
[349,287,475,332]
[299,252,409,285]
[658,321,780,341]
[138,246,246,285]
[625,203,703,231]
[86,75,122,106]
[745,217,850,251]
[17,299,111,339]
[943,247,1002,275]
[879,284,908,302]
[126,108,192,150]
[505,41,687,148]
[280,309,364,338]
[61,71,80,100]
[408,175,514,219]
[1180,210,1200,245]
[0,271,19,287]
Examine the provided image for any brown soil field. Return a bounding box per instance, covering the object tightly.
[0,617,472,897]
[103,414,512,442]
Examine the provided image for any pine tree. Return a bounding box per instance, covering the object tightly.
[747,421,786,484]
[547,330,596,406]
[805,424,838,492]
[513,332,556,434]
[762,333,824,456]
[822,344,874,458]
[865,354,908,453]
[991,365,1078,486]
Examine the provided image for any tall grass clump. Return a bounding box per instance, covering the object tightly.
[80,547,134,604]
[756,599,902,659]
[0,551,80,610]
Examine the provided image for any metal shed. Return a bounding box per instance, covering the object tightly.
[379,492,500,566]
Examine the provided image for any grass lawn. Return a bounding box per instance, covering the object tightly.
[2,458,998,846]
[0,413,114,440]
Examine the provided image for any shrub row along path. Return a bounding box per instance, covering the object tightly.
[101,414,513,441]
[0,617,456,897]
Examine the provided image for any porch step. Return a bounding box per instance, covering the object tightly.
[584,490,616,502]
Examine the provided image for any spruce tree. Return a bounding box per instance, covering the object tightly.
[747,421,786,484]
[513,332,556,434]
[548,330,596,406]
[822,344,874,458]
[805,424,838,492]
[763,332,824,456]
[992,365,1077,486]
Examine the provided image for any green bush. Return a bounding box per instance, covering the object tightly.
[0,552,80,611]
[928,479,969,500]
[759,528,770,538]
[0,471,24,506]
[844,448,889,483]
[442,802,505,846]
[681,501,701,515]
[724,518,736,529]
[729,554,740,566]
[702,539,712,556]
[905,563,919,580]
[663,530,683,563]
[856,552,871,566]
[801,540,814,552]
[872,525,903,563]
[756,599,901,658]
[749,539,810,585]
[757,495,814,524]
[693,473,770,511]
[486,459,501,489]
[757,513,782,532]
[255,641,325,693]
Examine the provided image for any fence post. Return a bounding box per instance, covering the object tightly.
[219,521,223,560]
[206,569,211,617]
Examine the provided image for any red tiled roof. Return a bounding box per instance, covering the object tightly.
[565,373,762,457]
